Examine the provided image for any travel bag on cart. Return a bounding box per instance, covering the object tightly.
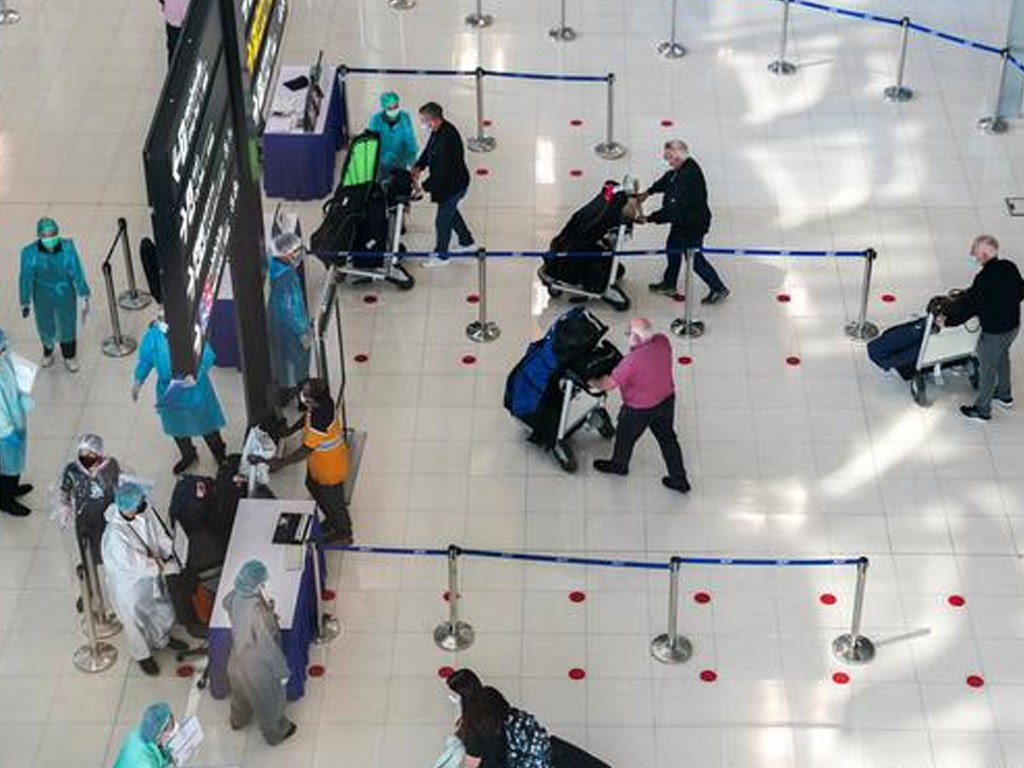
[568,339,623,382]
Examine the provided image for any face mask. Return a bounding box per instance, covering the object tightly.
[447,692,461,706]
[159,721,178,747]
[41,236,60,250]
[420,121,432,134]
[79,454,100,470]
[156,320,169,333]
[385,107,400,120]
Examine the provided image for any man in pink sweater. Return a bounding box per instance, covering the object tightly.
[589,318,690,493]
[159,0,190,65]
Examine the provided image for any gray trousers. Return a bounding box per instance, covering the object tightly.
[974,327,1018,416]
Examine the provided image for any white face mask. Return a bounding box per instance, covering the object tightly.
[155,320,169,333]
[447,692,461,706]
[420,121,432,134]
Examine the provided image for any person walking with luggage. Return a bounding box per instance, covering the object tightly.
[936,235,1024,421]
[411,102,476,266]
[590,318,690,493]
[19,217,90,372]
[639,140,728,304]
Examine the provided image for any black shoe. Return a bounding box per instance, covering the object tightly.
[701,288,731,305]
[166,637,189,652]
[139,657,160,676]
[13,484,32,498]
[274,722,298,746]
[593,459,628,476]
[960,405,991,422]
[648,281,675,295]
[995,397,1014,410]
[0,499,31,517]
[76,596,84,614]
[910,376,925,404]
[662,476,691,494]
[172,451,198,475]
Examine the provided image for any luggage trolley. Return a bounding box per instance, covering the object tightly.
[549,365,617,472]
[910,313,981,406]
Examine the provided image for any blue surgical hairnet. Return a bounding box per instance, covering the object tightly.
[140,701,172,742]
[235,559,269,597]
[37,217,58,237]
[380,91,400,110]
[115,478,147,512]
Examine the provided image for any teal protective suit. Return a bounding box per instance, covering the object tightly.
[0,353,33,475]
[111,728,171,768]
[134,324,226,438]
[267,255,311,390]
[19,239,90,347]
[368,109,418,177]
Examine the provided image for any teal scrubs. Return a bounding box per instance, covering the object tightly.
[112,728,171,768]
[19,239,90,348]
[368,108,418,177]
[267,255,311,391]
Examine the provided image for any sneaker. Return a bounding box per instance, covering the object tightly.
[172,451,198,475]
[995,397,1014,410]
[662,476,692,494]
[41,352,54,368]
[138,657,160,676]
[63,357,79,373]
[422,256,451,268]
[593,459,628,476]
[0,499,31,517]
[648,281,675,295]
[451,241,477,254]
[701,287,731,305]
[959,405,991,422]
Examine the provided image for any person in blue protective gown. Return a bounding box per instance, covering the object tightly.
[132,315,227,474]
[267,231,311,407]
[368,91,419,179]
[19,217,90,372]
[112,701,176,768]
[0,329,34,517]
[224,559,298,746]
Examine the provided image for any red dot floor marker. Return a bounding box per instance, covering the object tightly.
[776,293,792,303]
[881,293,896,303]
[570,118,583,127]
[176,665,194,678]
[443,590,462,602]
[308,664,326,677]
[568,590,586,603]
[568,668,586,680]
[363,294,378,304]
[354,353,369,363]
[677,355,693,366]
[948,594,966,608]
[438,666,455,679]
[466,293,480,304]
[699,669,718,683]
[461,354,477,365]
[966,674,985,688]
[693,591,711,604]
[672,293,685,302]
[569,169,583,177]
[786,355,801,366]
[475,168,489,176]
[321,589,336,601]
[832,672,850,685]
[819,593,837,606]
[660,119,674,127]
[482,119,493,127]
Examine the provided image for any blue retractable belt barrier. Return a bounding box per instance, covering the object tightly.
[310,247,869,261]
[341,66,607,83]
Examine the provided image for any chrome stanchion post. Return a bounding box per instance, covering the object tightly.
[549,0,577,42]
[466,68,496,153]
[832,557,876,664]
[844,248,879,341]
[767,0,796,75]
[0,0,20,24]
[434,545,475,651]
[670,248,705,338]
[594,73,627,160]
[978,49,1010,135]
[465,0,493,28]
[466,248,500,342]
[656,0,686,59]
[651,557,693,664]
[73,547,118,673]
[79,539,121,639]
[883,18,914,102]
[388,0,416,9]
[309,539,341,643]
[101,262,137,357]
[116,218,152,311]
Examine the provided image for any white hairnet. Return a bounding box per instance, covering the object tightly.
[273,231,303,257]
[77,434,104,456]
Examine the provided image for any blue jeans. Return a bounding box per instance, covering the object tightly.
[434,187,474,255]
[665,232,726,293]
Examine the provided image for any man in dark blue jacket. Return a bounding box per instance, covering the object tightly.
[411,102,476,266]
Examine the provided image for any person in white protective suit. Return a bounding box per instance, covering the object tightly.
[100,477,188,675]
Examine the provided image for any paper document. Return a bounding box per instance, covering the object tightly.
[7,352,37,394]
[166,715,203,765]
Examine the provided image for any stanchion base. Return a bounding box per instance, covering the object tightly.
[83,614,122,639]
[650,633,693,665]
[117,290,153,311]
[844,320,879,341]
[883,85,913,103]
[657,41,687,59]
[767,60,797,75]
[594,141,627,160]
[977,116,1008,135]
[388,0,416,8]
[434,620,475,651]
[466,320,500,342]
[467,135,497,153]
[832,633,876,664]
[549,26,577,42]
[670,318,705,338]
[102,335,137,358]
[465,13,493,28]
[73,641,118,673]
[317,614,342,644]
[0,9,19,23]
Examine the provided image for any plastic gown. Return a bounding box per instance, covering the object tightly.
[267,256,311,391]
[0,353,33,475]
[135,323,226,438]
[101,505,177,660]
[18,239,90,347]
[368,109,418,177]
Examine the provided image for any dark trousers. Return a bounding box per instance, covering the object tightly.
[75,502,107,566]
[974,327,1018,416]
[43,341,76,359]
[665,231,726,293]
[434,187,474,254]
[174,433,227,463]
[165,23,181,65]
[306,475,353,537]
[0,474,21,506]
[551,735,611,768]
[610,395,687,481]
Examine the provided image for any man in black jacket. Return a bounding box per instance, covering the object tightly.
[639,140,729,303]
[411,102,476,265]
[937,235,1024,421]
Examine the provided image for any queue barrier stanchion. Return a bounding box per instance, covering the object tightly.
[883,17,914,102]
[115,218,153,311]
[978,49,1011,135]
[466,248,500,342]
[0,0,19,24]
[768,0,797,75]
[100,262,137,358]
[309,539,341,643]
[651,556,693,664]
[670,248,705,338]
[78,538,122,640]
[465,0,493,29]
[434,545,475,651]
[657,0,686,59]
[594,73,627,160]
[467,68,496,153]
[73,547,118,673]
[844,248,879,341]
[388,0,416,9]
[549,0,577,42]
[832,557,876,664]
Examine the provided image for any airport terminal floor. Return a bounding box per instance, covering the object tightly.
[2,0,1024,766]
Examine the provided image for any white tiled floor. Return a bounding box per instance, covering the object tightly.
[2,0,1024,766]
